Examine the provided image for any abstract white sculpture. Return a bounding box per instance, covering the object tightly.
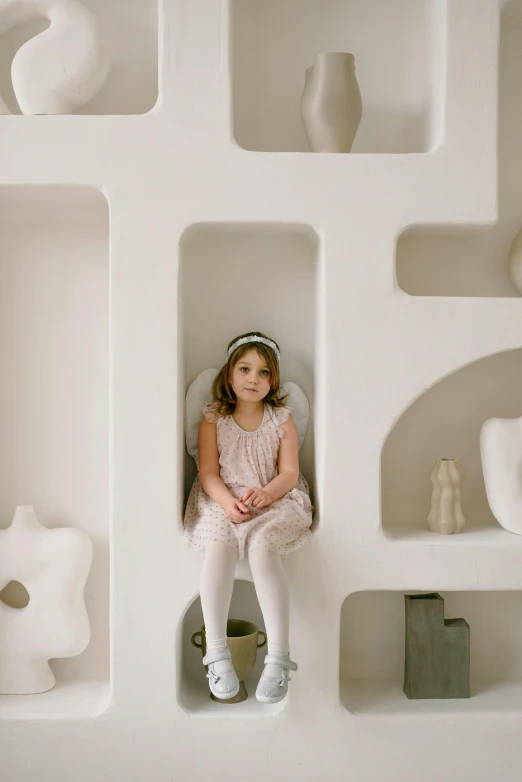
[481,416,522,535]
[0,506,92,694]
[427,458,466,534]
[0,0,110,115]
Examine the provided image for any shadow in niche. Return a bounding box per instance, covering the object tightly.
[396,4,522,295]
[381,348,522,538]
[0,20,50,114]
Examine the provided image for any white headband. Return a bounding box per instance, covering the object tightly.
[227,335,280,364]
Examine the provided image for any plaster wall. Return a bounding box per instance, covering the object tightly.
[1,1,522,781]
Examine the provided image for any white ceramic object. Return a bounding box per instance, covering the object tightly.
[508,228,522,294]
[0,506,92,694]
[480,416,522,535]
[427,459,466,534]
[300,52,362,153]
[0,0,110,115]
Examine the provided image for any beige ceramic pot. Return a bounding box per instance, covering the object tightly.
[191,618,267,703]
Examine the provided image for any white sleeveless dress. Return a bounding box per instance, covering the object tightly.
[183,402,313,560]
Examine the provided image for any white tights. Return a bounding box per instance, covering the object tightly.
[200,541,290,677]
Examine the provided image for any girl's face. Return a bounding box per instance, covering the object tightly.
[229,349,271,403]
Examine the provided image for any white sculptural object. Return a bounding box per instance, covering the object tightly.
[300,52,363,153]
[481,416,522,535]
[0,0,110,115]
[427,458,466,534]
[0,506,93,694]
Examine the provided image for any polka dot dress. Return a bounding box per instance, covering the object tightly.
[184,402,313,560]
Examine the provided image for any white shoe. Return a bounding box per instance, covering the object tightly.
[203,648,240,700]
[256,654,298,704]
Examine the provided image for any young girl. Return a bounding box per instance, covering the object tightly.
[184,331,313,703]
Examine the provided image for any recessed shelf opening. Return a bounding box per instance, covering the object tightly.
[178,223,320,525]
[396,2,522,296]
[0,186,110,719]
[341,590,522,715]
[381,348,522,543]
[231,0,445,153]
[178,579,286,717]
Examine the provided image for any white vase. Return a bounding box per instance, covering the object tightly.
[300,52,362,153]
[0,506,92,694]
[427,459,466,534]
[0,0,110,115]
[480,416,522,534]
[508,228,522,294]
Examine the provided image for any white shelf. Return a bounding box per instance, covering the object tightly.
[383,521,522,546]
[0,680,111,720]
[342,678,522,716]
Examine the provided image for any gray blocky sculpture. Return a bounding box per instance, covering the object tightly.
[403,593,470,699]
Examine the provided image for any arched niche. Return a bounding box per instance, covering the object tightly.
[381,348,522,542]
[177,578,286,717]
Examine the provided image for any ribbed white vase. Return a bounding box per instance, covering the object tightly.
[300,52,362,153]
[427,458,466,535]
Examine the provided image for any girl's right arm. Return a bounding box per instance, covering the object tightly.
[198,418,251,522]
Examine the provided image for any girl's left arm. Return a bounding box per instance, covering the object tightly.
[262,415,300,503]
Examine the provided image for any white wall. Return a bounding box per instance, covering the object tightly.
[2,0,522,780]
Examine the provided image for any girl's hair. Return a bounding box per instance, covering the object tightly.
[211,331,288,418]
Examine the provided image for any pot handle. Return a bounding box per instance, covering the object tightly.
[191,631,203,649]
[257,630,267,648]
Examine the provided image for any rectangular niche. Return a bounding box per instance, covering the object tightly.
[0,0,158,115]
[341,591,522,715]
[179,579,286,717]
[0,187,110,719]
[230,0,444,153]
[396,2,522,297]
[178,222,320,519]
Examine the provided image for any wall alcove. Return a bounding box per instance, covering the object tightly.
[178,578,286,717]
[177,222,320,522]
[340,590,522,715]
[0,187,110,719]
[230,0,444,153]
[381,348,522,544]
[0,0,158,115]
[396,0,522,296]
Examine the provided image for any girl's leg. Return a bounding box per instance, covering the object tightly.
[200,541,239,674]
[248,547,290,678]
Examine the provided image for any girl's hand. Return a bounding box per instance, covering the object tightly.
[225,499,251,524]
[241,487,273,509]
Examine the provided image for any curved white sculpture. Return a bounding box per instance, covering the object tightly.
[0,505,92,694]
[427,458,466,534]
[481,416,522,535]
[0,0,110,115]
